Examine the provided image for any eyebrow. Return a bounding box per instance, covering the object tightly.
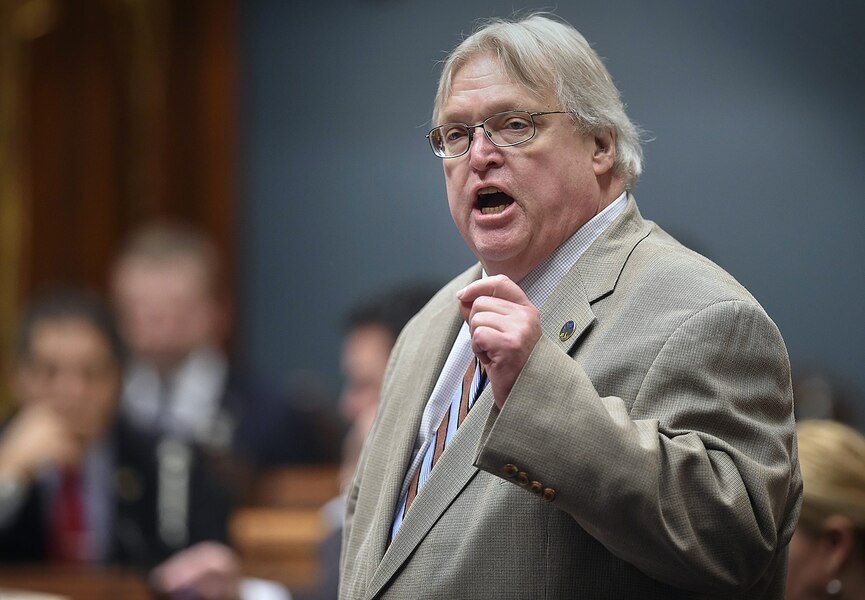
[437,103,538,125]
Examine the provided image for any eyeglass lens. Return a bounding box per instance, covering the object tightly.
[429,111,536,158]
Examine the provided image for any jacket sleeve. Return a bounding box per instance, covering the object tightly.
[474,298,802,594]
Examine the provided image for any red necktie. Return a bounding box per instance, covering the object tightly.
[48,468,88,563]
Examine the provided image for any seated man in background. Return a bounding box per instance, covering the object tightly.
[335,283,441,494]
[152,283,437,600]
[111,223,338,566]
[0,289,125,563]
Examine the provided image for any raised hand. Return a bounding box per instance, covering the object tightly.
[457,274,541,408]
[0,403,83,480]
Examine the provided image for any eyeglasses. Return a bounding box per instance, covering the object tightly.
[426,110,570,159]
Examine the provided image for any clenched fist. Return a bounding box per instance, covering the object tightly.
[457,274,541,408]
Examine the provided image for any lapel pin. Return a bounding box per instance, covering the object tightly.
[559,320,576,341]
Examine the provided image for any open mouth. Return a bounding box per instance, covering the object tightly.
[476,190,514,215]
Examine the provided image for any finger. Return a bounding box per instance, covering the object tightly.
[467,296,525,323]
[457,274,507,303]
[470,336,492,367]
[471,317,534,358]
[467,310,516,337]
[458,275,526,306]
[461,294,517,325]
[151,548,198,590]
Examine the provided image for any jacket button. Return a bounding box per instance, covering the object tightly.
[529,481,543,494]
[543,487,556,501]
[516,472,529,486]
[503,464,518,477]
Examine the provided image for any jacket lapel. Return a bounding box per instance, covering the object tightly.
[531,197,652,358]
[576,195,652,305]
[364,267,480,583]
[369,384,494,597]
[364,198,650,597]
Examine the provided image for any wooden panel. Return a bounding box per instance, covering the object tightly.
[232,467,341,590]
[26,0,125,292]
[15,0,237,299]
[252,465,342,508]
[0,0,239,411]
[0,566,150,600]
[231,507,329,590]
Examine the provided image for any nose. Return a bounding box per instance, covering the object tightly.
[51,368,89,415]
[467,126,503,171]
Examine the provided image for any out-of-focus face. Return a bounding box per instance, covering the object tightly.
[440,55,612,281]
[339,324,394,425]
[15,319,120,446]
[786,519,865,599]
[113,257,220,371]
[786,529,815,599]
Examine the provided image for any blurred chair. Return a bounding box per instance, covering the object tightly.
[229,465,340,590]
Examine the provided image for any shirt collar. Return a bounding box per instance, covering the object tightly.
[481,191,629,308]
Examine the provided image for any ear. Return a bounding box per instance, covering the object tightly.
[592,129,616,177]
[818,515,857,578]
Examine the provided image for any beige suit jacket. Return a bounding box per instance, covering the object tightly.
[340,198,802,599]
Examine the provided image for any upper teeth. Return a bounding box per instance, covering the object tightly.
[478,187,501,195]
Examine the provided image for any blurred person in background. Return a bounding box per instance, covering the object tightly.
[792,367,861,428]
[786,420,865,599]
[151,283,437,600]
[335,283,441,492]
[111,223,336,566]
[297,283,438,600]
[0,289,125,563]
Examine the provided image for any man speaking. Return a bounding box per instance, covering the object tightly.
[341,14,801,599]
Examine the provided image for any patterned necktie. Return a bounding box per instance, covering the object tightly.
[403,356,487,514]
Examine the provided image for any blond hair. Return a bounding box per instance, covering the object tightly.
[796,420,865,534]
[433,14,644,188]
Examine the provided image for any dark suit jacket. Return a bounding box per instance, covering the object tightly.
[114,371,339,567]
[0,426,124,565]
[0,480,52,563]
[0,373,337,567]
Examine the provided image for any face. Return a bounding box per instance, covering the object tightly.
[786,526,847,600]
[113,257,221,371]
[339,324,394,424]
[16,319,120,445]
[786,529,817,599]
[440,55,614,281]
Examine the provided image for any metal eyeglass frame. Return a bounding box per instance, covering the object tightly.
[426,110,571,158]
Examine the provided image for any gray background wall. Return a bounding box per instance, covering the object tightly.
[238,0,865,422]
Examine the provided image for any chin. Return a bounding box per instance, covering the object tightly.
[469,230,525,259]
[472,241,518,262]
